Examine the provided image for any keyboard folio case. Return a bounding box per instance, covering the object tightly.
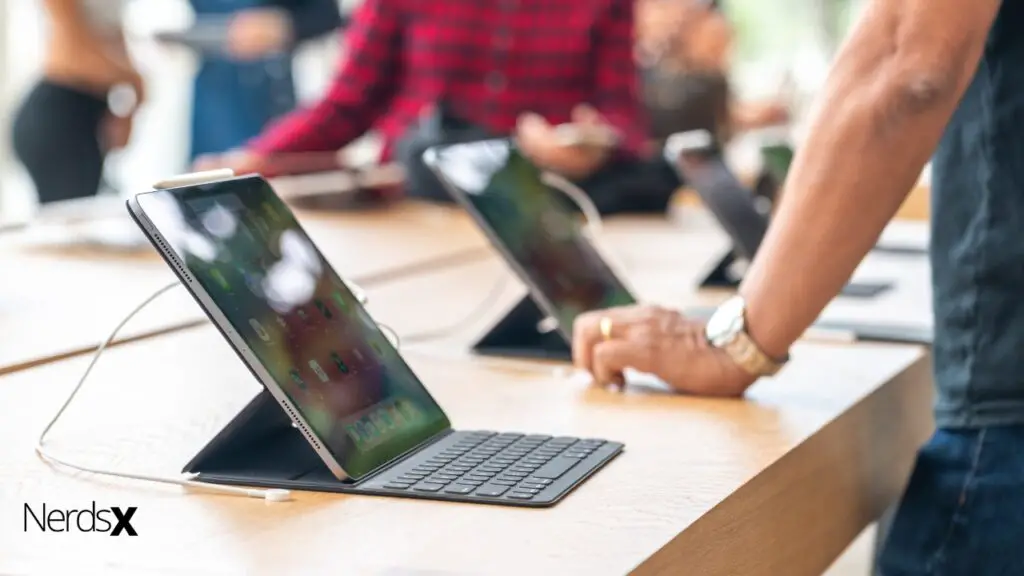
[183,388,624,507]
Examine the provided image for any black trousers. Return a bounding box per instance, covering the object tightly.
[10,80,110,204]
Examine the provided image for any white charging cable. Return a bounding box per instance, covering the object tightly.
[396,175,605,346]
[35,278,387,503]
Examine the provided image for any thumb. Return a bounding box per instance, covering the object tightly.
[517,111,550,133]
[571,104,601,125]
[515,112,551,147]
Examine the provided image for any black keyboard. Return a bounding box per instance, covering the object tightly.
[352,431,623,507]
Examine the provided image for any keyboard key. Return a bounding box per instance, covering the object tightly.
[532,457,579,479]
[507,492,536,500]
[443,484,475,495]
[384,482,413,490]
[501,471,528,478]
[457,479,483,486]
[492,479,517,486]
[519,482,548,490]
[401,472,427,479]
[479,466,504,473]
[515,487,540,495]
[475,484,511,497]
[412,482,445,492]
[524,478,553,485]
[563,452,588,459]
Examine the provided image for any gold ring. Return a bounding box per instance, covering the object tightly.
[599,316,614,341]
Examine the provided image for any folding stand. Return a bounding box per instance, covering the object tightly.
[471,296,572,361]
[698,249,746,289]
[697,245,894,299]
[183,388,363,493]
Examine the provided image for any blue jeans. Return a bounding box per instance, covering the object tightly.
[878,426,1024,575]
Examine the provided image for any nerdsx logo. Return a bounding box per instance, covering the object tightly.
[24,501,138,536]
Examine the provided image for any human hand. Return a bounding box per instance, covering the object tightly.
[226,8,293,60]
[571,304,756,396]
[100,113,134,151]
[515,104,615,180]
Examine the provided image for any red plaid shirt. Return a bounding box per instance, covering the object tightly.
[250,0,647,163]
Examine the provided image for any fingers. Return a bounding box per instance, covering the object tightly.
[571,104,600,125]
[514,112,553,157]
[591,339,655,388]
[571,306,635,373]
[571,305,671,374]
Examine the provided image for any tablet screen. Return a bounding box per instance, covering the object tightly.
[674,151,767,261]
[135,177,449,479]
[430,140,635,337]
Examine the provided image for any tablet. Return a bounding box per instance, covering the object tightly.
[665,131,767,261]
[422,139,636,340]
[127,176,451,480]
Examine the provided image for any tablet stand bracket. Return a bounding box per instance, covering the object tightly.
[698,246,894,298]
[698,249,747,289]
[471,296,572,361]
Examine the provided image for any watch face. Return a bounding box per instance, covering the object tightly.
[706,296,745,346]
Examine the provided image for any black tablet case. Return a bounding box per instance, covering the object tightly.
[672,146,895,298]
[471,296,573,361]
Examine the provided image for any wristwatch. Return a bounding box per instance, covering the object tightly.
[705,295,788,377]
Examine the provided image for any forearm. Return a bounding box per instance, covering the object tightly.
[739,8,988,358]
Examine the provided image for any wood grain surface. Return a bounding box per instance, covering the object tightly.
[0,325,930,575]
[0,200,936,575]
[0,203,491,375]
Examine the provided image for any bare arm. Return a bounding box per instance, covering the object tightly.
[42,0,143,100]
[42,0,98,40]
[740,0,1001,359]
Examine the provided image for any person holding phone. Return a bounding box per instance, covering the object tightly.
[195,0,679,215]
[183,0,344,161]
[10,0,143,204]
[573,0,1024,572]
[636,0,788,145]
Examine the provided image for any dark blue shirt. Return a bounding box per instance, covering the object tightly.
[931,1,1024,427]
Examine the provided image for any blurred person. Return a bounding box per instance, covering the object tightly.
[184,0,345,161]
[572,0,1024,573]
[10,0,143,204]
[196,0,680,215]
[636,0,788,145]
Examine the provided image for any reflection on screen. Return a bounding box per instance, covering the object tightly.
[137,177,450,479]
[434,140,635,335]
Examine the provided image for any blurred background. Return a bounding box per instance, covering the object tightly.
[0,0,869,221]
